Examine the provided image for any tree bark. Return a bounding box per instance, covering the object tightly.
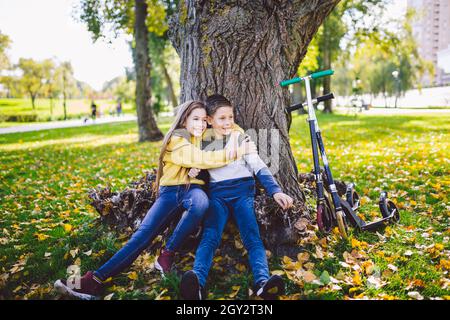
[168,0,339,199]
[134,0,164,142]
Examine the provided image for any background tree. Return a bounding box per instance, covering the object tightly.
[78,0,163,141]
[55,61,77,120]
[0,30,11,71]
[350,9,434,107]
[16,58,53,110]
[314,0,389,112]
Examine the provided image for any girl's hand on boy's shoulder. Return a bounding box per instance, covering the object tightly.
[225,131,241,159]
[273,192,294,210]
[188,168,201,178]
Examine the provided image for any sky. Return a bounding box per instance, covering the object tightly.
[0,0,134,91]
[0,0,408,91]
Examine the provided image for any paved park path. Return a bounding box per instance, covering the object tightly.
[0,114,137,135]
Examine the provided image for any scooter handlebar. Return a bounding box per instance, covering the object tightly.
[280,69,334,87]
[286,93,335,113]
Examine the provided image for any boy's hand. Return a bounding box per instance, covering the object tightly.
[188,168,201,178]
[273,192,294,210]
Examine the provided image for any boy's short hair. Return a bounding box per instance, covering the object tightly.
[205,94,233,115]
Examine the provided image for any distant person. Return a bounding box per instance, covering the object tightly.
[116,99,122,117]
[91,101,97,121]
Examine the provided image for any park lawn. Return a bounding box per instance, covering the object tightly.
[0,113,449,300]
[0,98,135,122]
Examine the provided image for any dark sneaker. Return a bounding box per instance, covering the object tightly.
[255,275,285,300]
[180,270,206,300]
[54,271,104,300]
[155,248,175,275]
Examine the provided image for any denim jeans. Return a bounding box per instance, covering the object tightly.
[193,178,269,287]
[94,185,209,281]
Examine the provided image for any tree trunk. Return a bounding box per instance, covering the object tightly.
[161,61,178,109]
[169,0,339,199]
[30,93,36,110]
[134,0,164,142]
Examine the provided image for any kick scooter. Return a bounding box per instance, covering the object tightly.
[280,70,400,238]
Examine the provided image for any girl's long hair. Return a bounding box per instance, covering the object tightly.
[154,100,206,194]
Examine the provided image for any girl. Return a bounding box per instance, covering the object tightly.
[54,100,255,300]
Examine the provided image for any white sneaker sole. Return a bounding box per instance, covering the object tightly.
[54,279,97,300]
[154,260,166,278]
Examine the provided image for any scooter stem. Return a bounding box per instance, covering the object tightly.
[304,77,319,132]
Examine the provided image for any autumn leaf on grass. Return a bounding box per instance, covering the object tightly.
[408,291,424,300]
[301,270,317,283]
[34,233,49,241]
[128,271,138,281]
[104,293,114,300]
[297,252,310,263]
[235,264,246,272]
[69,248,79,258]
[352,271,362,286]
[437,259,450,271]
[229,286,240,299]
[63,224,73,233]
[271,270,285,277]
[351,238,368,250]
[427,243,444,259]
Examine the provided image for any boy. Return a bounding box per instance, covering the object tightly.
[180,94,293,300]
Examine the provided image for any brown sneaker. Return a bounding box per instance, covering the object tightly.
[155,248,175,275]
[54,271,104,300]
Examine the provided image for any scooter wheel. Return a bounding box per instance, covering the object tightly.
[336,210,348,239]
[346,189,360,211]
[387,200,400,222]
[317,202,333,234]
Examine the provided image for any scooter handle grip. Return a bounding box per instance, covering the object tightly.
[286,103,303,113]
[310,69,334,79]
[280,77,303,87]
[316,93,335,103]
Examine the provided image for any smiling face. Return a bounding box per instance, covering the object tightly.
[183,107,208,137]
[207,106,235,138]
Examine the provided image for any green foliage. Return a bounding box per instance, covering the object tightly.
[0,30,12,71]
[349,8,434,99]
[16,58,54,108]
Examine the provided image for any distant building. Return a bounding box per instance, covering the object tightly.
[438,45,450,73]
[408,0,450,86]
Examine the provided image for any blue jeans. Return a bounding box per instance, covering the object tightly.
[193,178,270,287]
[94,185,209,281]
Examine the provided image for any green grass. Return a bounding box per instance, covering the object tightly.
[0,112,449,300]
[0,98,135,123]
